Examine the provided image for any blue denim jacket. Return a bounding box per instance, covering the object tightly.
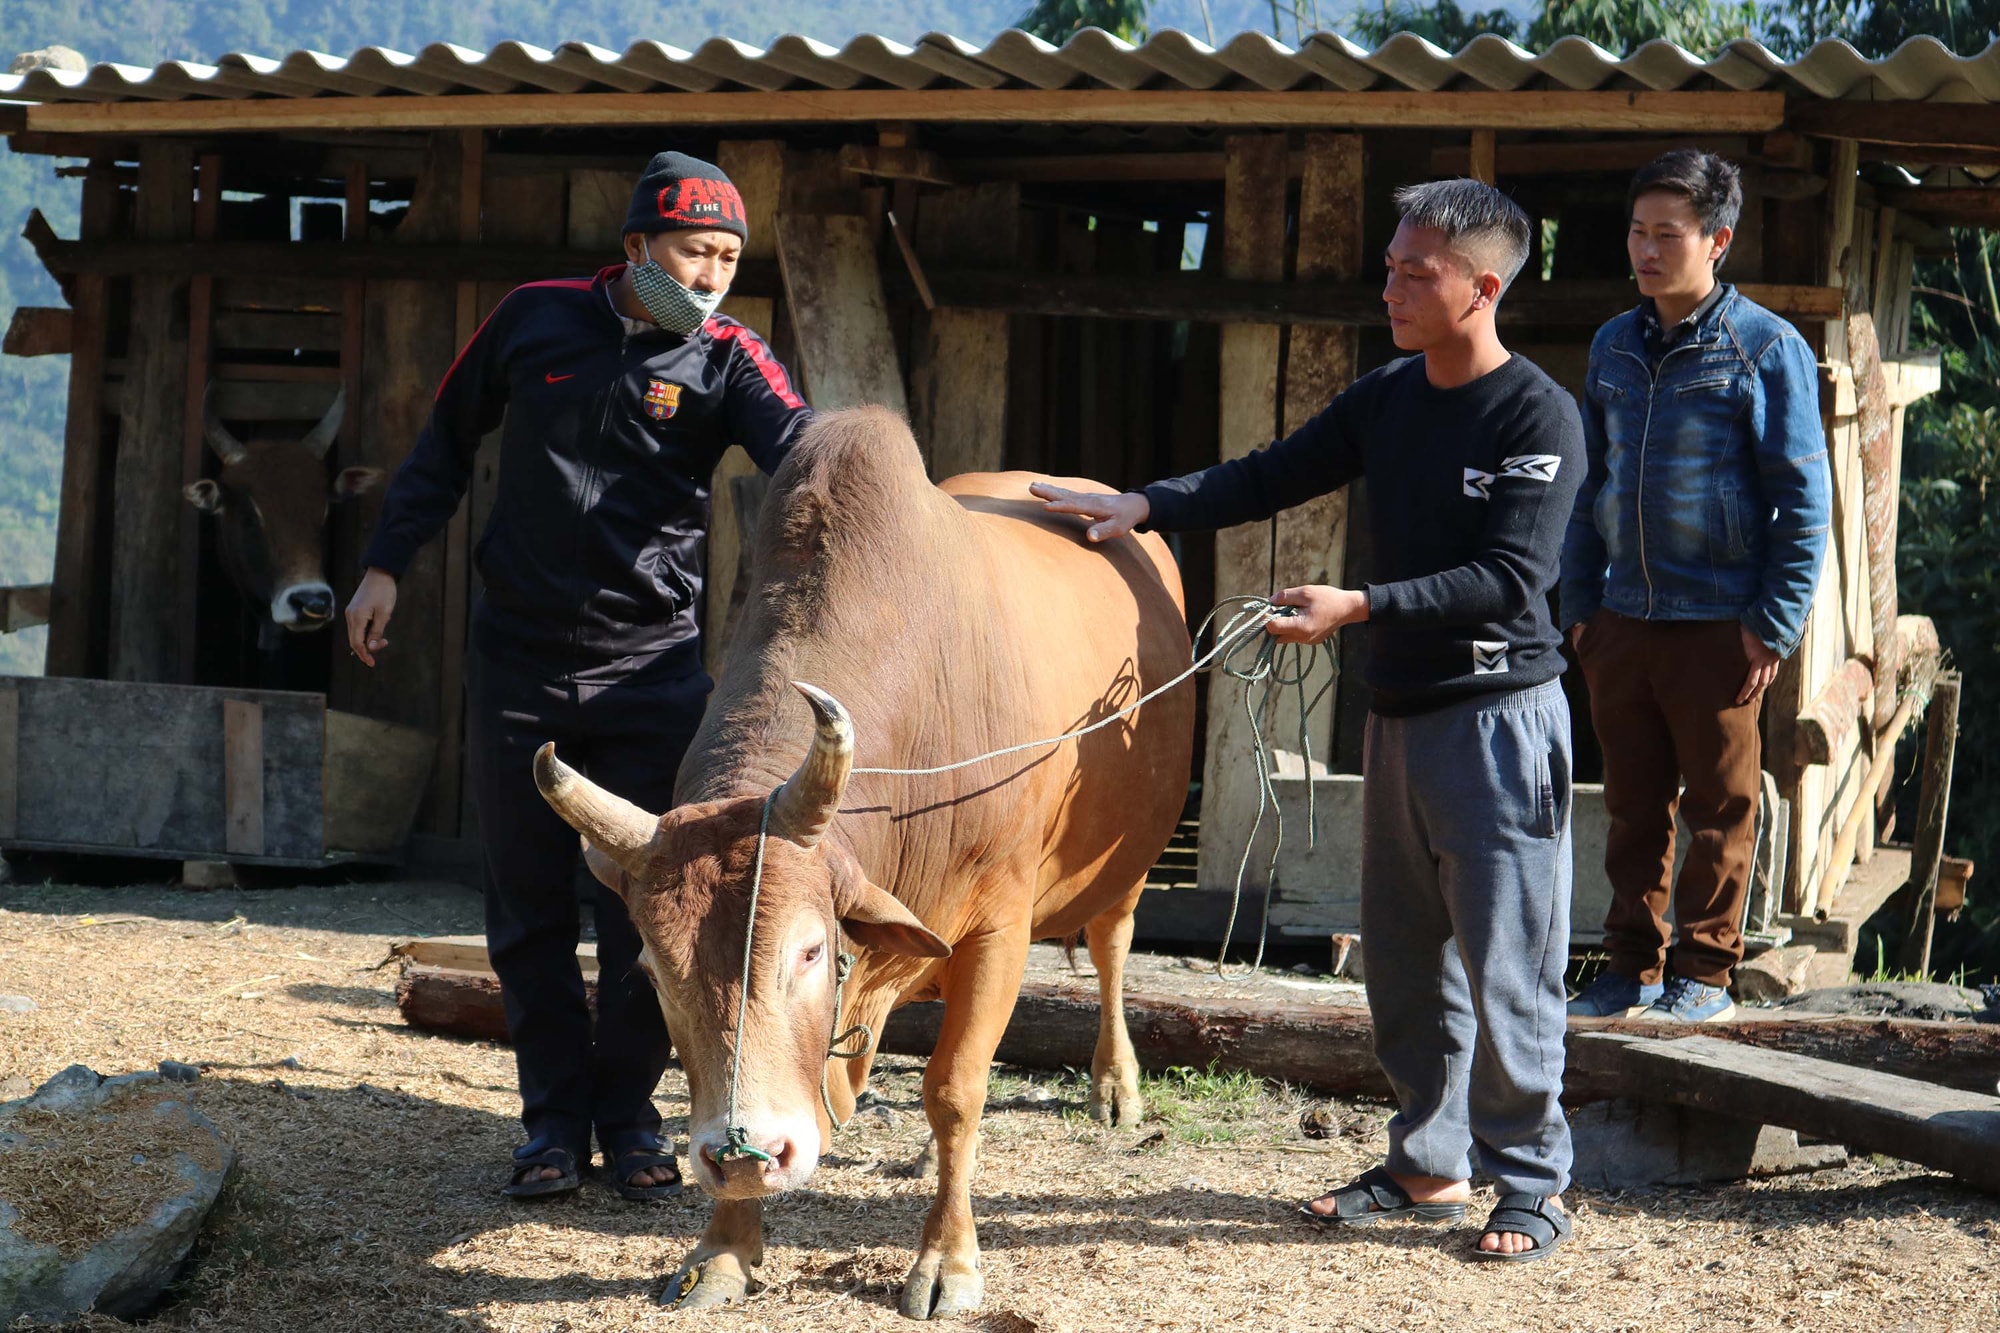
[1558,284,1831,656]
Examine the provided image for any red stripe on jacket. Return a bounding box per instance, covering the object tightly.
[704,317,806,410]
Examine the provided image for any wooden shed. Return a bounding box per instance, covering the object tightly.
[0,31,1993,941]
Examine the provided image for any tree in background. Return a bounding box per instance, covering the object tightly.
[1347,0,1521,46]
[1524,0,1762,52]
[1017,0,1154,41]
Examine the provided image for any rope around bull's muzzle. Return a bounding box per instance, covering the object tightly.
[713,595,1339,1163]
[714,791,876,1167]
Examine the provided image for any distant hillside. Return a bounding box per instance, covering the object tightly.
[0,0,1332,675]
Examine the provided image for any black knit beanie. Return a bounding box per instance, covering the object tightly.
[623,151,748,242]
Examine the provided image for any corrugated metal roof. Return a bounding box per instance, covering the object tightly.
[3,29,1998,105]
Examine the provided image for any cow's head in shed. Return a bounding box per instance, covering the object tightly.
[183,387,380,633]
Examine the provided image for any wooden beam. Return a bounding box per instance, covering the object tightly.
[1876,187,2000,227]
[1603,1033,2000,1194]
[0,686,15,840]
[435,128,484,841]
[908,182,1018,479]
[2,306,72,357]
[1789,100,2000,153]
[1432,135,1751,177]
[22,217,780,291]
[24,90,1787,135]
[221,698,265,857]
[905,268,1843,327]
[0,585,53,633]
[838,143,955,186]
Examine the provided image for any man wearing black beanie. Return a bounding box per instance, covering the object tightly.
[345,151,811,1202]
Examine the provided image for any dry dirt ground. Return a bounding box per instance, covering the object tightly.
[2,877,1997,1333]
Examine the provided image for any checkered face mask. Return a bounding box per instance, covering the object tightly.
[630,236,726,335]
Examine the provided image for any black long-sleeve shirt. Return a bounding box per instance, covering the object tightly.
[1143,353,1585,714]
[363,265,811,681]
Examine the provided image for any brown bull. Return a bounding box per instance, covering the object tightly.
[183,387,379,633]
[534,406,1193,1319]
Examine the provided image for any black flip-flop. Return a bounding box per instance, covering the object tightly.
[1298,1165,1468,1227]
[1472,1193,1572,1262]
[502,1137,582,1200]
[606,1133,683,1202]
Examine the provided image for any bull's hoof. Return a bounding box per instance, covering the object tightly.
[662,1258,753,1311]
[900,1251,982,1320]
[1088,1078,1145,1128]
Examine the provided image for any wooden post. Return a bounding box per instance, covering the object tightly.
[705,140,786,679]
[431,129,483,837]
[222,698,265,856]
[177,152,222,684]
[1197,134,1290,900]
[45,163,119,678]
[908,182,1020,479]
[775,213,908,413]
[0,685,17,840]
[1467,129,1497,185]
[109,141,196,683]
[1898,673,1961,977]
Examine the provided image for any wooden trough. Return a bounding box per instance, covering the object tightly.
[0,675,436,867]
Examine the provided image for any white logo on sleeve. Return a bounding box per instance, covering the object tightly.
[1500,454,1563,482]
[1472,640,1510,675]
[1463,468,1495,500]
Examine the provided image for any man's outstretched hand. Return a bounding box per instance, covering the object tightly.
[1028,483,1150,543]
[1266,585,1369,645]
[345,567,397,668]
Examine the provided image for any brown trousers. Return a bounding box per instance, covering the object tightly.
[1578,612,1762,986]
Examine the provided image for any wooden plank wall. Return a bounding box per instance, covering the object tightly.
[909,182,1018,479]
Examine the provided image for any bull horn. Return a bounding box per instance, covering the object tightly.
[201,384,247,466]
[301,387,345,459]
[532,742,659,876]
[768,682,854,849]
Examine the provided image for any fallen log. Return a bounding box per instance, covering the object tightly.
[394,961,2000,1099]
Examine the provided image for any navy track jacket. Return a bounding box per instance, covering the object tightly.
[363,265,812,680]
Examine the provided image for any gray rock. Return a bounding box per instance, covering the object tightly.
[0,1065,236,1324]
[1570,1098,1846,1190]
[0,996,35,1015]
[1776,982,1986,1022]
[157,1062,201,1084]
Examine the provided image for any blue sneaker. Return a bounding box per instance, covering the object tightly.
[1566,971,1663,1018]
[1637,975,1737,1024]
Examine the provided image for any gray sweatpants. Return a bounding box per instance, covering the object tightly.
[1359,678,1574,1198]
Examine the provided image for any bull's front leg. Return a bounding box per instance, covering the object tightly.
[901,926,1029,1321]
[664,1198,763,1310]
[1085,892,1146,1127]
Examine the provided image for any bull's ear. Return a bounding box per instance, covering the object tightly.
[837,877,950,959]
[183,479,223,513]
[333,466,383,500]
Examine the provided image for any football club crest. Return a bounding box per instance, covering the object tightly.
[644,379,682,421]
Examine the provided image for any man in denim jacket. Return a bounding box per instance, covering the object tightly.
[1561,150,1831,1023]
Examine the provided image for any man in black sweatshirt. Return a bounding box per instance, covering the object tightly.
[344,152,811,1202]
[1034,180,1583,1262]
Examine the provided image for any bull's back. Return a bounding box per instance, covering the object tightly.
[939,471,1195,934]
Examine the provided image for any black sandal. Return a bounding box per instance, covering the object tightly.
[1473,1193,1572,1262]
[503,1136,582,1200]
[1298,1165,1468,1227]
[606,1133,683,1202]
